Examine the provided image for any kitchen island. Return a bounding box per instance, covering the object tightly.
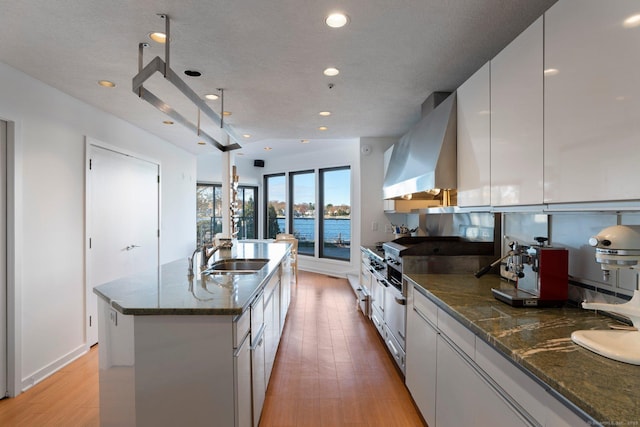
[94,241,292,427]
[405,273,639,426]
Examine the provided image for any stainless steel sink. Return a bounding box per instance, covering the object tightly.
[204,258,269,275]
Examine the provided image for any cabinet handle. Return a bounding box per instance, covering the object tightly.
[387,339,399,357]
[394,296,406,305]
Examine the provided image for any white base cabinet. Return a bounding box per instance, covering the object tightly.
[405,287,437,427]
[436,334,530,427]
[98,266,290,427]
[405,281,591,427]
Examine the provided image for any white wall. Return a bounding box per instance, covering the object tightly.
[0,61,196,393]
[196,153,262,186]
[360,137,399,246]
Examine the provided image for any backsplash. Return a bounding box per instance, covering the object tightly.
[504,211,639,305]
[404,210,640,305]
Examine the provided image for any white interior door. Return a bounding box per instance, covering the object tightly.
[86,145,159,346]
[0,120,7,397]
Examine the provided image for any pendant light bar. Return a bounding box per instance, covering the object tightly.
[132,14,241,152]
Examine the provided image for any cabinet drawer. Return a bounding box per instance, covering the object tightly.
[475,338,546,424]
[264,271,280,301]
[371,306,386,339]
[234,309,251,349]
[437,308,475,359]
[251,292,264,345]
[384,324,406,374]
[412,286,438,325]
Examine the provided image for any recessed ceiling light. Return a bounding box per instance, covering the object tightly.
[300,139,310,144]
[197,141,206,145]
[323,67,340,77]
[223,111,232,116]
[184,70,202,77]
[264,146,272,151]
[544,68,559,76]
[98,80,116,88]
[149,32,167,43]
[204,93,219,100]
[242,134,252,138]
[319,111,331,116]
[325,13,349,28]
[318,126,328,131]
[162,120,174,125]
[624,14,640,28]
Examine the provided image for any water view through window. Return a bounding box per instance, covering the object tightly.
[290,171,315,256]
[265,168,350,261]
[320,167,350,261]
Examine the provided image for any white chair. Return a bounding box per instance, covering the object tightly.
[275,233,298,284]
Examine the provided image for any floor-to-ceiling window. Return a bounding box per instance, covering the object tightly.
[264,174,286,239]
[290,170,315,256]
[264,167,351,261]
[236,186,257,240]
[319,167,351,261]
[197,183,257,244]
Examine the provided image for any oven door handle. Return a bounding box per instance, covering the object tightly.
[394,296,406,305]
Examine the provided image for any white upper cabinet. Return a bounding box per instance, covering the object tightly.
[490,17,544,206]
[457,62,491,207]
[544,0,640,203]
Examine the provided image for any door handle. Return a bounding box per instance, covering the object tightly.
[125,244,141,251]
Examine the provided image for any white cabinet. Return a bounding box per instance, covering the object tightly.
[250,292,266,427]
[280,257,292,333]
[490,16,544,206]
[544,0,640,203]
[264,276,280,385]
[405,285,438,427]
[234,333,252,427]
[435,334,530,427]
[457,62,491,206]
[404,282,593,426]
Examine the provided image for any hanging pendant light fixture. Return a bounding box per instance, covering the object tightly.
[132,14,240,152]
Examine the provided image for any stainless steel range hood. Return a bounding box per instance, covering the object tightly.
[383,92,457,201]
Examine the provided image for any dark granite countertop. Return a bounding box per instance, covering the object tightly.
[94,242,288,316]
[406,273,640,426]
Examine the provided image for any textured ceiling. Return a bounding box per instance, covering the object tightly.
[0,0,557,159]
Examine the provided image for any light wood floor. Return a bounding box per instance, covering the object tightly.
[0,271,425,426]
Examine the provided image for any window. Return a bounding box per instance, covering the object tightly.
[196,184,222,246]
[319,167,351,261]
[197,183,257,244]
[264,167,351,261]
[290,171,315,256]
[236,186,257,240]
[264,174,286,239]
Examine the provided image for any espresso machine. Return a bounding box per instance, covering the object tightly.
[490,237,569,307]
[571,225,640,365]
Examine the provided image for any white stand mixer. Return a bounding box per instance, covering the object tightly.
[571,225,640,365]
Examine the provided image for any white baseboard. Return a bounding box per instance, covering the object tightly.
[21,344,88,392]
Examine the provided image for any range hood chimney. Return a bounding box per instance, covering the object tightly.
[383,92,457,201]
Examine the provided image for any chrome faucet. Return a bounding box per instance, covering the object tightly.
[188,239,234,276]
[187,243,218,276]
[201,243,220,267]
